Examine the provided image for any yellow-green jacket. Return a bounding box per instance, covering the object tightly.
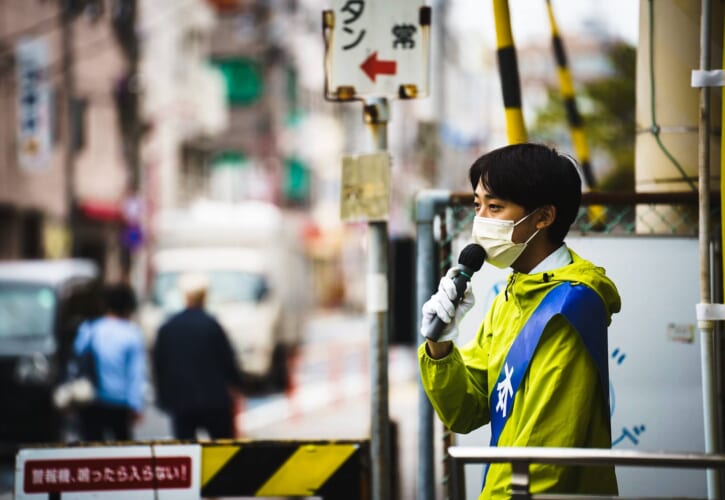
[419,249,621,498]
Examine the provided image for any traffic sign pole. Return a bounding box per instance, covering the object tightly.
[363,97,392,500]
[323,3,431,499]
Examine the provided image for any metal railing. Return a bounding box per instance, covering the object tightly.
[447,446,725,500]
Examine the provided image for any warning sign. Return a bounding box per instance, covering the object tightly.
[324,0,431,100]
[23,456,191,493]
[15,445,200,499]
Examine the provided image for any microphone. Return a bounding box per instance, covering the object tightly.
[427,243,486,340]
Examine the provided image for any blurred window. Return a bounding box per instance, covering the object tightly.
[211,58,263,106]
[0,284,56,339]
[154,271,268,311]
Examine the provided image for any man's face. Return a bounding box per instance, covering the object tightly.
[473,180,525,220]
[473,180,538,245]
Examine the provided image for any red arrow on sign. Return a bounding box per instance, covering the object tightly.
[360,52,397,82]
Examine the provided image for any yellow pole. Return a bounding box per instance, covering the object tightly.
[544,0,605,227]
[544,0,595,189]
[492,0,527,144]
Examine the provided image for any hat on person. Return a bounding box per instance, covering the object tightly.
[178,272,209,296]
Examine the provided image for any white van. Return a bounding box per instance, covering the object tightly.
[139,200,306,391]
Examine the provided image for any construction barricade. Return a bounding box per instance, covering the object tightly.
[15,439,370,499]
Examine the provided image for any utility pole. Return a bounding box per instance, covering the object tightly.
[363,97,392,500]
[112,0,142,280]
[60,0,77,256]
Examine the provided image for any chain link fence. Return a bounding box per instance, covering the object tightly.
[433,191,717,273]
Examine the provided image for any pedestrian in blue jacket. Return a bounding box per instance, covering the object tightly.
[74,283,147,441]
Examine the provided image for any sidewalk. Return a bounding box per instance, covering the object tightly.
[243,349,420,500]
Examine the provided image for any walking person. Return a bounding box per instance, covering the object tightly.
[152,272,246,439]
[74,283,147,441]
[419,143,621,498]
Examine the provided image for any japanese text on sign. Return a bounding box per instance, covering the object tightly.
[23,456,191,493]
[16,38,52,170]
[341,0,366,50]
[339,1,419,52]
[325,0,430,99]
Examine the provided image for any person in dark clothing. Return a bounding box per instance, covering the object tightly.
[152,272,245,439]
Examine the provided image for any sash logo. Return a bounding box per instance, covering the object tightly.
[496,363,514,417]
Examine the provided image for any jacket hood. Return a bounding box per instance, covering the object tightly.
[513,248,621,323]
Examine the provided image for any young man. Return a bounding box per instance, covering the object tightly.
[419,143,621,498]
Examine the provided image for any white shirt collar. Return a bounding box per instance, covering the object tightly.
[528,243,572,274]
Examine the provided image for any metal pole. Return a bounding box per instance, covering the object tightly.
[696,0,720,498]
[363,97,391,500]
[491,0,527,144]
[60,0,77,255]
[415,189,450,500]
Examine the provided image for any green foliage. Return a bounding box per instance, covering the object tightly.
[530,42,636,192]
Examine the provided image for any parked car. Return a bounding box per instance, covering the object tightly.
[0,259,100,456]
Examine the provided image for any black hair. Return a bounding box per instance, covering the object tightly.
[468,143,582,244]
[103,283,137,317]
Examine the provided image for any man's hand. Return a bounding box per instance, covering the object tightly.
[420,267,475,344]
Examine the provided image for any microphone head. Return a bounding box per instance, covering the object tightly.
[458,244,486,272]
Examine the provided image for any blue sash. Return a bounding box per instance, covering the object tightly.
[482,282,610,488]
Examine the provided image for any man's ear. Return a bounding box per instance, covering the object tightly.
[536,205,556,229]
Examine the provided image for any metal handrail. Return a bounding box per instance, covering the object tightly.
[447,446,725,500]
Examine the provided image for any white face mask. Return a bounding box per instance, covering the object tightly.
[471,210,540,269]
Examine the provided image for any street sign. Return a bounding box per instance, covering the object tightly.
[340,151,390,222]
[16,38,52,171]
[15,444,201,499]
[324,0,431,100]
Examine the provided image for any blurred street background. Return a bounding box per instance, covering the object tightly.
[0,0,640,288]
[0,309,422,499]
[2,0,724,498]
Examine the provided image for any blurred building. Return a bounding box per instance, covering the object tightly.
[136,0,350,306]
[138,0,315,213]
[137,0,227,212]
[135,0,227,292]
[0,0,140,281]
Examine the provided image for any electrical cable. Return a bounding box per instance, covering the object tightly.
[647,0,698,192]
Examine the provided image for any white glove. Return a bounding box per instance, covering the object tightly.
[420,267,475,342]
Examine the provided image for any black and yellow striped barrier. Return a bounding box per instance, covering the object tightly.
[492,0,527,144]
[14,439,370,499]
[201,439,370,499]
[545,0,605,226]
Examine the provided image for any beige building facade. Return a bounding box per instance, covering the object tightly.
[0,0,133,280]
